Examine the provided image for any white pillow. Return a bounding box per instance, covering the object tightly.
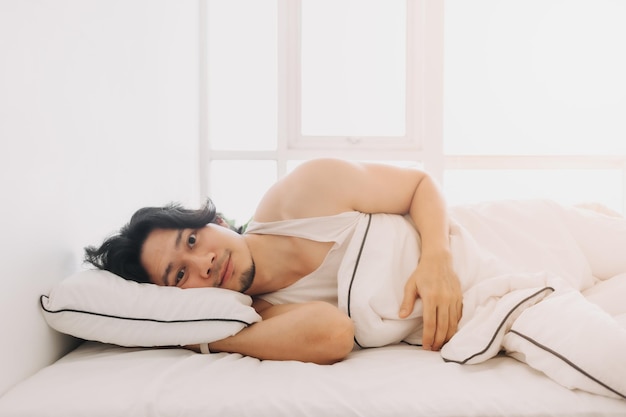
[40,269,261,347]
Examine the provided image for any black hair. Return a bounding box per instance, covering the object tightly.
[84,198,229,284]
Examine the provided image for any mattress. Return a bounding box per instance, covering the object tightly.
[1,341,625,417]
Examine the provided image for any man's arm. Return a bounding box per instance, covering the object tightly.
[395,173,462,351]
[255,158,462,351]
[189,299,354,364]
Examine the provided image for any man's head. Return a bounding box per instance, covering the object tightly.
[139,215,255,293]
[84,199,253,291]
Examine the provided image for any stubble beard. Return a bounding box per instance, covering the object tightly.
[238,260,255,294]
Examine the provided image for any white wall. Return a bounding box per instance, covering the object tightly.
[0,0,201,396]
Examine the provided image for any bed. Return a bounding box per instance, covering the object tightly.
[1,199,625,417]
[1,341,625,417]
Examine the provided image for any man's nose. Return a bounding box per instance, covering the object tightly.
[193,253,216,279]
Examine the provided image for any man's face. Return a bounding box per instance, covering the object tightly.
[140,224,255,293]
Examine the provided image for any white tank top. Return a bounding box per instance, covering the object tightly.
[244,211,365,306]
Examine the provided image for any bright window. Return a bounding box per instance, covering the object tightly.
[209,160,277,225]
[443,0,626,213]
[300,0,406,137]
[203,0,626,220]
[203,0,436,224]
[444,0,626,156]
[206,0,277,151]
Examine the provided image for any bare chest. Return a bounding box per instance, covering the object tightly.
[251,234,335,290]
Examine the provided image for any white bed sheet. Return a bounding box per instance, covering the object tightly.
[1,341,625,417]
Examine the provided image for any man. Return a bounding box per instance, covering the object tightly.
[85,158,463,364]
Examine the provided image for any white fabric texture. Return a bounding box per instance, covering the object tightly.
[1,342,625,417]
[248,211,361,306]
[41,269,261,347]
[337,200,626,400]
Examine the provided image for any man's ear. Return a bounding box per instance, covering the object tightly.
[215,215,229,228]
[215,215,238,232]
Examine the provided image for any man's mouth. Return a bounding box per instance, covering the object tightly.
[219,254,232,287]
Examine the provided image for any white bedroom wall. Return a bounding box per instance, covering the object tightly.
[0,0,201,395]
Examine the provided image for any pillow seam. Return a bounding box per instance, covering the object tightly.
[40,295,255,325]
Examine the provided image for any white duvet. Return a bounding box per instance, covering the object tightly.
[337,199,626,400]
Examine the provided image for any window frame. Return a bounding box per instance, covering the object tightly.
[285,0,418,149]
[201,0,444,183]
[199,0,626,215]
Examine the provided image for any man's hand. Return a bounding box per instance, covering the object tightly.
[398,253,462,351]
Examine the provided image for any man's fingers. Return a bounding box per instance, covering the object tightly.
[399,283,418,318]
[445,305,461,342]
[431,306,449,351]
[424,301,462,351]
[421,300,436,350]
[447,300,463,341]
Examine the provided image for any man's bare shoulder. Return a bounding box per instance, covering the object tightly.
[253,158,357,222]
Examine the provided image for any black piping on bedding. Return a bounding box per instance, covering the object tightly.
[39,295,255,325]
[346,213,372,349]
[441,287,555,365]
[507,329,626,400]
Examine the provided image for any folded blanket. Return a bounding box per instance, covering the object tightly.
[337,200,626,399]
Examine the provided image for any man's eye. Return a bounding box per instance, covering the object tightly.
[188,233,197,248]
[176,268,186,284]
